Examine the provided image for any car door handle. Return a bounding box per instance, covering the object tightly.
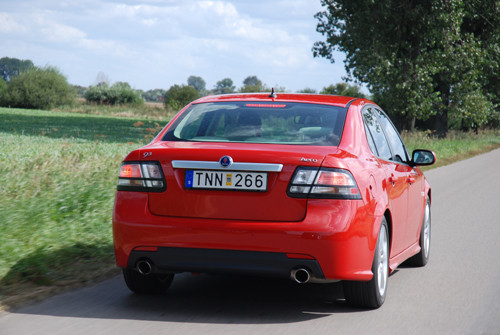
[407,176,416,184]
[389,175,397,185]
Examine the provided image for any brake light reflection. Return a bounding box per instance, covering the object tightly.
[245,104,287,108]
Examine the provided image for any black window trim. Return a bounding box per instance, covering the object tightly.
[364,121,380,156]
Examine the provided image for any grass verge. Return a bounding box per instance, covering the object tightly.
[0,107,157,310]
[1,106,499,310]
[403,130,500,169]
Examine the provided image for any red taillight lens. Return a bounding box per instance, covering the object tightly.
[119,164,142,178]
[288,167,361,200]
[117,161,166,192]
[315,170,354,186]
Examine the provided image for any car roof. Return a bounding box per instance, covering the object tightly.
[191,93,357,108]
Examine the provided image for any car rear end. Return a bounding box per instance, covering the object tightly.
[113,94,377,285]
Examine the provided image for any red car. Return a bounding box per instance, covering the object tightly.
[113,93,435,308]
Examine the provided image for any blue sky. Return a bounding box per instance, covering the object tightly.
[0,0,348,92]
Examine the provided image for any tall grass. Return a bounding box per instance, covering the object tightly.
[0,135,134,282]
[0,107,166,307]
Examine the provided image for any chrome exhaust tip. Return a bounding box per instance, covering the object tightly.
[291,268,311,284]
[136,259,153,275]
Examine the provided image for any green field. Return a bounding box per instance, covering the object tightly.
[0,107,167,308]
[0,106,499,309]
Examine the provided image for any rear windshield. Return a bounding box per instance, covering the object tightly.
[162,101,347,146]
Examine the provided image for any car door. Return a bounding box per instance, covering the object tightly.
[373,108,424,250]
[362,107,412,256]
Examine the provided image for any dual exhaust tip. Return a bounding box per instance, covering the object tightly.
[137,259,312,284]
[137,259,153,275]
[291,268,311,284]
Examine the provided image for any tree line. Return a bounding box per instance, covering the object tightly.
[0,56,365,112]
[159,75,367,111]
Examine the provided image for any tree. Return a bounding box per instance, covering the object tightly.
[0,77,6,103]
[187,75,206,92]
[213,78,236,95]
[321,83,367,98]
[241,75,267,93]
[2,66,74,109]
[164,85,199,111]
[460,0,500,130]
[0,57,34,82]
[313,0,499,135]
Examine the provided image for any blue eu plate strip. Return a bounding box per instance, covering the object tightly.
[185,170,193,188]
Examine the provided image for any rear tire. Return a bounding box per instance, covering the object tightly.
[407,198,431,267]
[343,218,389,309]
[123,269,174,294]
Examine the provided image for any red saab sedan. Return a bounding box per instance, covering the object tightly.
[113,93,435,308]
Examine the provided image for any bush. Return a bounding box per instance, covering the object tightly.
[84,82,143,105]
[164,84,199,111]
[84,84,108,104]
[2,66,74,110]
[142,88,166,102]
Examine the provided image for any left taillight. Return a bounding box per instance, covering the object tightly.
[117,161,166,192]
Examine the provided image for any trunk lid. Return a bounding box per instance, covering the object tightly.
[145,142,334,221]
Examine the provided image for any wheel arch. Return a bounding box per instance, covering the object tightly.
[383,209,393,261]
[368,209,392,271]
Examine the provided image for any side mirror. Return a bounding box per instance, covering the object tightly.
[411,149,436,166]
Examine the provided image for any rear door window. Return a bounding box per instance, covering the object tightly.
[375,108,409,163]
[362,107,392,160]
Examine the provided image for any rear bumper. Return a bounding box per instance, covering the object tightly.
[113,191,381,281]
[128,247,325,280]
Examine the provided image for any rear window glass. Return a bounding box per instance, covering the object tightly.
[162,102,347,146]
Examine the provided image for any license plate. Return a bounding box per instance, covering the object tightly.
[185,170,267,191]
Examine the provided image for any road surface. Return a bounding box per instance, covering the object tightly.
[2,148,500,334]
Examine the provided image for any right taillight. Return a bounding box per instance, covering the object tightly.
[117,161,166,192]
[287,167,361,199]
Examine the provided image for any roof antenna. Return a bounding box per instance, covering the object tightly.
[269,87,277,98]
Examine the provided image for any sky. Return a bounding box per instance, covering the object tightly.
[0,0,349,93]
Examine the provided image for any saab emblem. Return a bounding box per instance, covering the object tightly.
[219,156,233,168]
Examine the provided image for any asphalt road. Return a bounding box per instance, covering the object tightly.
[2,148,500,335]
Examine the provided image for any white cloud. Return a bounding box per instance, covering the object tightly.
[36,17,87,43]
[0,0,348,92]
[0,12,27,33]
